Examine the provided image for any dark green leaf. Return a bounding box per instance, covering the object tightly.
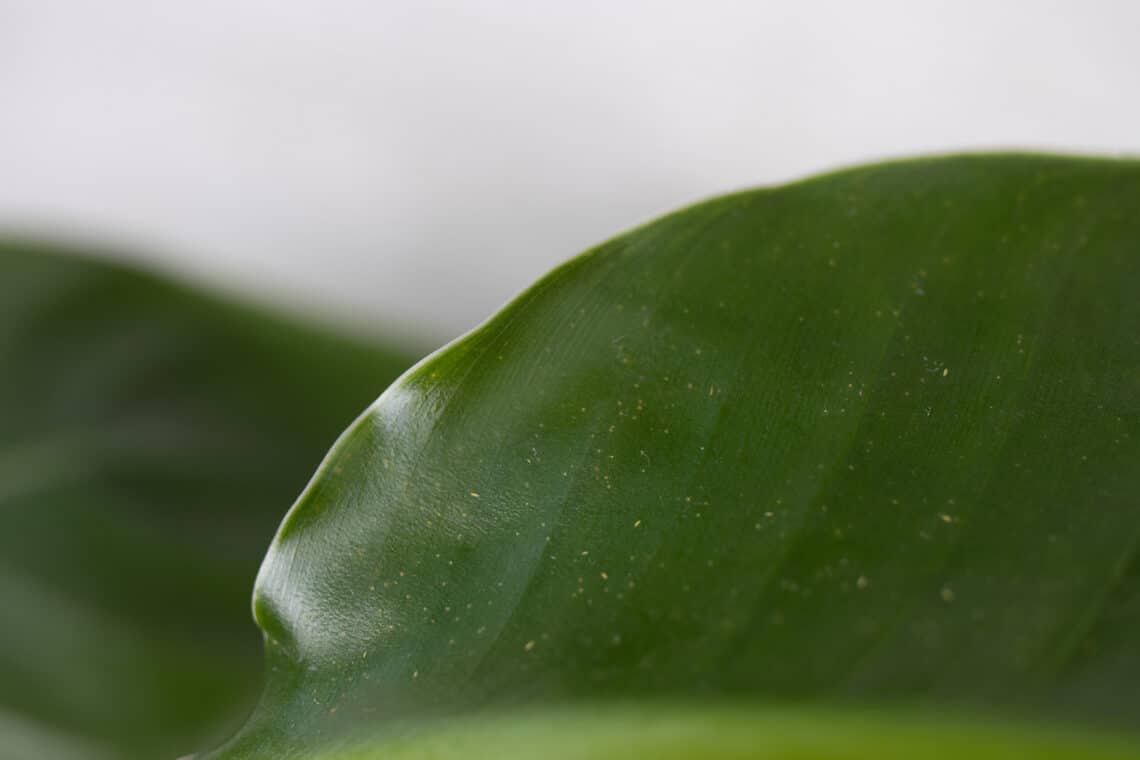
[0,241,417,759]
[204,155,1140,759]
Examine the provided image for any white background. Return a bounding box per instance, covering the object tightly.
[2,1,1137,348]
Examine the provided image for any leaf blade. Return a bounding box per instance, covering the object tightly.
[212,155,1140,758]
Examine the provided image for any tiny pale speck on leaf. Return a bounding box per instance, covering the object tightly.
[469,492,480,498]
[942,368,950,377]
[524,640,536,652]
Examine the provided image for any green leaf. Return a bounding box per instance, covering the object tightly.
[0,241,417,759]
[203,155,1140,759]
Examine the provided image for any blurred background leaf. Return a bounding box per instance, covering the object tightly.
[0,240,419,759]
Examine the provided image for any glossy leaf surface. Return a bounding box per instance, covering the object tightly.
[206,155,1140,759]
[0,242,416,759]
